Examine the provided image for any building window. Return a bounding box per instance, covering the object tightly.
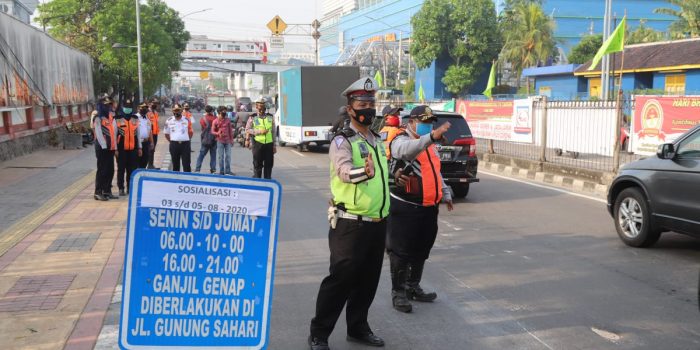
[665,74,685,95]
[193,43,207,50]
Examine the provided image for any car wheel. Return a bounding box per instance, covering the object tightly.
[613,187,661,247]
[450,184,470,198]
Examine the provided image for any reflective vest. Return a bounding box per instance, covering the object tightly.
[148,111,159,135]
[253,116,273,144]
[390,134,443,207]
[183,111,193,123]
[331,133,390,219]
[379,126,401,159]
[117,118,139,151]
[100,116,117,151]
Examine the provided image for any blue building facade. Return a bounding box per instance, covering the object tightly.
[319,0,678,100]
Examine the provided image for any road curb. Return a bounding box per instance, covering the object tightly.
[478,161,609,198]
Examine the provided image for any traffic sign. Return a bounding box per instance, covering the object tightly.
[119,170,282,350]
[269,36,284,49]
[199,71,209,80]
[267,15,287,35]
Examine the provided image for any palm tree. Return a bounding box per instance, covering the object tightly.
[500,1,556,87]
[654,0,700,38]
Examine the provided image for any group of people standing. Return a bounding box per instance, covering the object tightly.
[92,96,160,201]
[309,77,453,350]
[92,95,277,201]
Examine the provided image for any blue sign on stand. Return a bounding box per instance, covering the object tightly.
[119,170,281,350]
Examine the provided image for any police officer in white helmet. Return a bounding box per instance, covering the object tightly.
[309,77,390,350]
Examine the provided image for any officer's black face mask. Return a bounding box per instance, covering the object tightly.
[139,108,148,115]
[351,108,376,126]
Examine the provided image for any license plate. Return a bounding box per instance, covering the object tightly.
[439,152,452,161]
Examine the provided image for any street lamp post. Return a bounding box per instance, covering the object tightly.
[180,8,213,19]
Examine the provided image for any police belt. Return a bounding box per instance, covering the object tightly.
[337,210,383,223]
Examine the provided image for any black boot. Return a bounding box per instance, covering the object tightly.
[406,260,437,302]
[389,254,412,313]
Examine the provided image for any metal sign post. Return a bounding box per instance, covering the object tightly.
[119,170,282,350]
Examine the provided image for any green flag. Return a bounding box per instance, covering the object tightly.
[418,81,425,102]
[374,70,383,87]
[588,16,626,71]
[482,62,496,98]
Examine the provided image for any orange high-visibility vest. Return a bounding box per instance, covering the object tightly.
[148,111,160,135]
[380,126,401,159]
[390,135,443,207]
[100,116,117,151]
[117,119,139,151]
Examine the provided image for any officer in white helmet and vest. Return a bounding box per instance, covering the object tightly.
[309,77,390,350]
[247,97,276,178]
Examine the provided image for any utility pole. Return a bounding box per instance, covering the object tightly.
[135,0,144,103]
[312,19,321,66]
[601,0,612,100]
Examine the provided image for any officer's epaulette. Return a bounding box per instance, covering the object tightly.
[336,126,356,138]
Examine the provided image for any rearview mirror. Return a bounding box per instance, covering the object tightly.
[657,143,676,159]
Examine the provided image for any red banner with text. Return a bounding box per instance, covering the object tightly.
[633,96,700,155]
[456,100,515,141]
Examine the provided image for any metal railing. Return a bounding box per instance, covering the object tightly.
[477,98,642,173]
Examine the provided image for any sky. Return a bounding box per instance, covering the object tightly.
[163,0,320,43]
[34,0,320,44]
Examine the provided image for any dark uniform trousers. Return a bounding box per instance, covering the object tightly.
[138,141,151,168]
[252,140,274,179]
[170,140,191,172]
[310,218,386,340]
[117,147,139,191]
[386,197,439,263]
[147,135,158,168]
[94,148,115,195]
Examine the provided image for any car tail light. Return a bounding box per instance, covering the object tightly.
[304,131,317,137]
[454,137,476,157]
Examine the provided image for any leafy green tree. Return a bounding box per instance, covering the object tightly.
[403,77,415,97]
[499,1,556,86]
[626,20,666,44]
[654,0,700,38]
[568,34,602,64]
[410,0,501,95]
[36,0,189,97]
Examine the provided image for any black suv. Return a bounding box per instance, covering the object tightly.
[400,112,479,198]
[607,125,700,247]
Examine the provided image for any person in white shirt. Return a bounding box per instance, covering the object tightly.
[135,103,154,168]
[163,104,193,172]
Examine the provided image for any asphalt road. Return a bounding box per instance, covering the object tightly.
[268,145,700,350]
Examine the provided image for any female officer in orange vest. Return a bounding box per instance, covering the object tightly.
[386,105,453,313]
[93,96,118,201]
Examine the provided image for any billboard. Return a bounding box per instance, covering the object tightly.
[632,96,700,155]
[456,99,534,143]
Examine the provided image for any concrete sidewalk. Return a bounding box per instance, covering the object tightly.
[0,135,172,350]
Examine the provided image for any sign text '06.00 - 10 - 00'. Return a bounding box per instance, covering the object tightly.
[119,170,282,350]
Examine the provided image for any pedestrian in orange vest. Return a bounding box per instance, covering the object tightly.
[93,95,118,201]
[116,99,143,196]
[147,101,160,168]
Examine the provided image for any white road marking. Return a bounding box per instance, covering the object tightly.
[591,327,621,343]
[441,268,556,350]
[479,169,608,204]
[439,218,462,231]
[291,150,306,157]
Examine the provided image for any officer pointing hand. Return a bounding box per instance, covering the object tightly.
[431,121,451,141]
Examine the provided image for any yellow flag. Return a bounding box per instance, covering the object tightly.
[483,62,496,98]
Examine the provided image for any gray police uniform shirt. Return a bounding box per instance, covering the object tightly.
[330,123,380,183]
[390,131,453,203]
